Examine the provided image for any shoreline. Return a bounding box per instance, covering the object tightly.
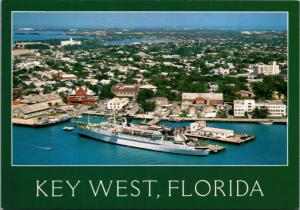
[83,111,287,124]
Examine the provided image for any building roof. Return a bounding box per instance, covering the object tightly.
[70,87,95,96]
[256,100,285,105]
[139,84,157,89]
[17,103,50,114]
[200,126,234,134]
[20,93,61,104]
[112,84,139,92]
[234,99,285,105]
[108,98,129,103]
[237,90,253,95]
[182,93,223,101]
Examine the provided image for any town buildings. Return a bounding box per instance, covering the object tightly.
[252,61,280,75]
[236,90,254,98]
[61,38,81,46]
[139,84,158,93]
[182,93,224,106]
[19,93,62,105]
[196,127,234,138]
[233,99,286,117]
[67,87,97,104]
[107,98,129,110]
[111,84,139,99]
[13,103,52,119]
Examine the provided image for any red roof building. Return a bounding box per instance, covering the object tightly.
[67,87,97,104]
[236,90,254,98]
[12,99,21,106]
[194,97,207,105]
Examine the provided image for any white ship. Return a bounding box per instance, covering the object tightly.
[74,118,210,156]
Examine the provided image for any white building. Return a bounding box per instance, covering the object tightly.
[61,38,81,46]
[189,121,234,138]
[212,67,230,75]
[107,98,129,110]
[197,127,234,138]
[234,99,286,117]
[252,61,280,75]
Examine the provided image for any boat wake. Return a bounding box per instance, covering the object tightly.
[32,145,53,151]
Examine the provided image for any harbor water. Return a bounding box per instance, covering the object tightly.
[13,116,287,165]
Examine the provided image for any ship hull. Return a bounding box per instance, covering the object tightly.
[76,126,209,156]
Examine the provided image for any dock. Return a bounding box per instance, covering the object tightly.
[186,133,256,144]
[13,115,71,127]
[147,116,161,125]
[195,144,226,153]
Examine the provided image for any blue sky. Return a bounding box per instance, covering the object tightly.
[13,12,287,30]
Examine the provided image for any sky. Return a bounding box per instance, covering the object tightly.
[13,12,288,30]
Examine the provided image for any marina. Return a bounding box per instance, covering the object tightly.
[13,116,287,165]
[185,121,256,144]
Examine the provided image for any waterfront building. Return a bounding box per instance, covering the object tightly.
[189,121,234,138]
[197,127,234,138]
[13,103,53,119]
[67,87,97,105]
[60,38,81,46]
[182,93,224,106]
[233,99,286,117]
[252,61,280,75]
[111,84,139,99]
[107,98,129,110]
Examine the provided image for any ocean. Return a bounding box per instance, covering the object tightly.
[13,116,287,166]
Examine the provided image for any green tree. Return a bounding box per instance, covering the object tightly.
[216,110,228,118]
[137,89,155,103]
[141,101,156,112]
[251,106,270,118]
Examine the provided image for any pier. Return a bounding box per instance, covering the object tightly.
[12,115,71,127]
[81,111,287,125]
[186,133,256,144]
[147,116,161,125]
[196,144,226,153]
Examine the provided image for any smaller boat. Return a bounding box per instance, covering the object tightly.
[259,121,273,125]
[64,126,74,131]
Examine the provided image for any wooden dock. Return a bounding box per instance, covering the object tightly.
[186,133,256,144]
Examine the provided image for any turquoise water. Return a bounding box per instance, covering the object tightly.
[13,30,165,45]
[13,116,287,165]
[13,30,89,42]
